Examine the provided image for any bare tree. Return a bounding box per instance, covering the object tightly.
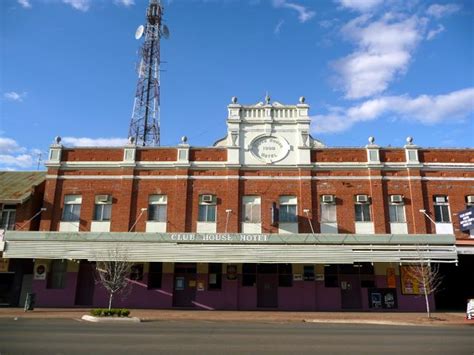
[404,262,443,318]
[95,246,132,310]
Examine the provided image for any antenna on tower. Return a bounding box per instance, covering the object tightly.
[128,0,170,146]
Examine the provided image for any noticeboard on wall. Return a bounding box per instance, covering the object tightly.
[400,266,424,295]
[226,264,237,280]
[34,264,47,280]
[368,288,398,309]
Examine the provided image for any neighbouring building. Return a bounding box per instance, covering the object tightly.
[1,97,473,311]
[0,172,46,306]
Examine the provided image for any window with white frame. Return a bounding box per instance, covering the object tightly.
[354,195,371,222]
[198,194,216,222]
[434,195,450,223]
[93,195,112,221]
[0,205,16,230]
[148,195,167,222]
[61,195,82,222]
[279,196,297,223]
[320,196,336,223]
[242,196,261,223]
[388,196,406,223]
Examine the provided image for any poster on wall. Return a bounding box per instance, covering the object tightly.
[386,267,397,288]
[34,264,47,280]
[0,258,9,272]
[400,266,423,295]
[368,288,398,309]
[226,265,237,280]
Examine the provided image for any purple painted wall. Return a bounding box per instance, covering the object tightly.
[92,273,174,309]
[33,272,77,307]
[315,283,341,311]
[32,267,431,312]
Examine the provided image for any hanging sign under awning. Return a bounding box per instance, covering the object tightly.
[459,207,474,232]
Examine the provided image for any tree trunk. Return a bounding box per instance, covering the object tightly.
[108,292,113,311]
[424,287,430,318]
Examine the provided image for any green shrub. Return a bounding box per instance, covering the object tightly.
[90,309,103,317]
[90,308,130,317]
[121,309,130,317]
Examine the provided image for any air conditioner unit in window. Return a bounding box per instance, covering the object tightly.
[467,195,474,205]
[202,194,214,203]
[95,195,110,203]
[390,195,404,204]
[356,195,369,203]
[435,196,447,203]
[321,195,335,203]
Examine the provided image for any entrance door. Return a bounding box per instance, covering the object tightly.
[257,274,278,308]
[172,264,197,308]
[75,261,95,306]
[340,275,362,309]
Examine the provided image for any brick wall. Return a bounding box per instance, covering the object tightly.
[34,147,474,240]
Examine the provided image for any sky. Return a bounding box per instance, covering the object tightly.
[1,0,473,170]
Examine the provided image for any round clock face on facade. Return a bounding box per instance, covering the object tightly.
[250,135,290,164]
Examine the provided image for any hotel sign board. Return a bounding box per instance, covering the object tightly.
[459,207,474,232]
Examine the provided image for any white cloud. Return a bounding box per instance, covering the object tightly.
[427,24,445,40]
[273,0,315,23]
[62,0,91,12]
[4,91,27,102]
[426,3,461,18]
[17,0,32,9]
[114,0,135,6]
[312,87,474,133]
[336,0,383,12]
[274,20,285,35]
[0,137,24,154]
[0,154,35,169]
[0,137,43,170]
[62,137,128,147]
[333,14,425,99]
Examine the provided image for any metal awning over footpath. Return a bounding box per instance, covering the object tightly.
[2,232,458,264]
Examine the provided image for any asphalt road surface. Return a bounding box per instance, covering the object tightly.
[0,319,473,354]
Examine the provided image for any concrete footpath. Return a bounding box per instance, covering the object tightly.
[0,308,472,327]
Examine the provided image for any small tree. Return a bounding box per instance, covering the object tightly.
[95,246,132,310]
[405,262,443,318]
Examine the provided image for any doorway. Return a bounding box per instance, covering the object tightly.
[257,264,278,308]
[340,274,362,309]
[172,263,197,307]
[75,261,95,306]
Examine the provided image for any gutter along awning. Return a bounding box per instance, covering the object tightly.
[3,232,458,264]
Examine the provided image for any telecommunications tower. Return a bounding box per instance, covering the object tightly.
[128,0,169,146]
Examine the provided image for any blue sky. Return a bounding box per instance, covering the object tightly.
[1,0,473,170]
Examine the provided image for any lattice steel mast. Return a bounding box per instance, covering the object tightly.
[129,0,169,146]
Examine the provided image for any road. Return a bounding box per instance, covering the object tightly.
[0,319,473,354]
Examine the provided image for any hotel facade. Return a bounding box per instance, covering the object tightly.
[1,97,473,311]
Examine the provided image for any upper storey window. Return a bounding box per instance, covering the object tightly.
[148,195,167,222]
[388,195,406,223]
[242,196,261,223]
[320,195,336,223]
[198,195,216,222]
[93,195,112,221]
[279,196,297,223]
[0,205,16,231]
[354,195,371,222]
[433,196,450,223]
[61,195,82,222]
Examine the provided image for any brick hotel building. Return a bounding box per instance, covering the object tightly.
[1,97,473,311]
